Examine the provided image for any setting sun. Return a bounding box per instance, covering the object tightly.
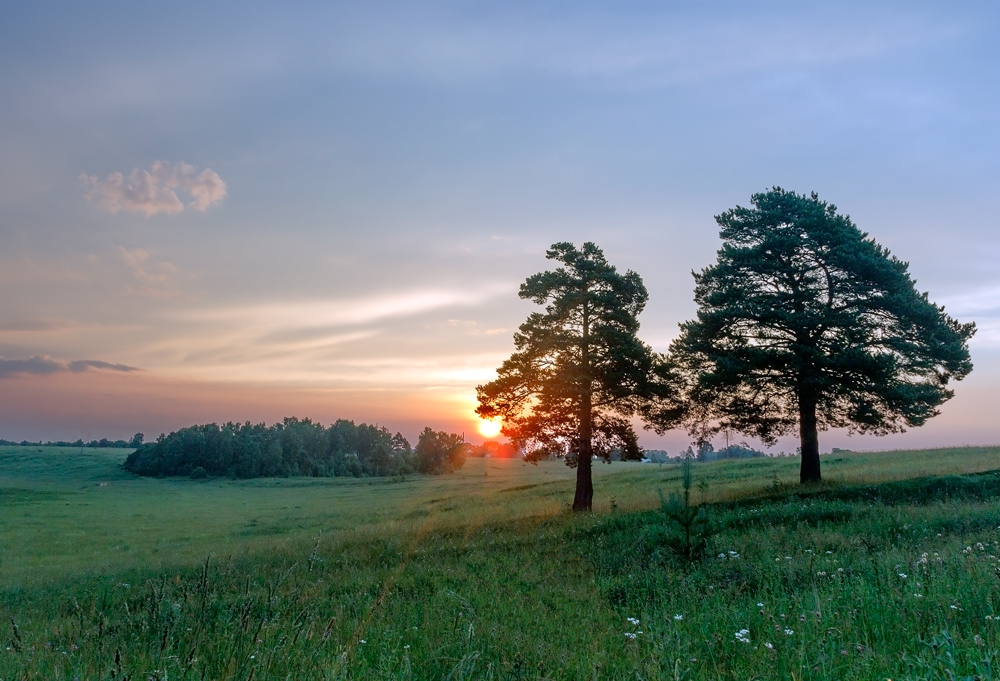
[477,418,502,438]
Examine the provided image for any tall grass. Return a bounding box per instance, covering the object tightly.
[2,445,999,678]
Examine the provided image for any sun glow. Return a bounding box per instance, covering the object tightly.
[477,418,502,438]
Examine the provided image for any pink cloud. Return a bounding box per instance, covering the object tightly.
[81,161,226,216]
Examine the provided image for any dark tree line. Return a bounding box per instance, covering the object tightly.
[123,418,467,479]
[0,434,145,449]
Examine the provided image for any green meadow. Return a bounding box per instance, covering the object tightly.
[2,444,1000,679]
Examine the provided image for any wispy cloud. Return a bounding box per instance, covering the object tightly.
[116,246,179,297]
[938,284,1000,347]
[0,355,140,379]
[178,285,513,331]
[81,161,226,216]
[316,6,962,89]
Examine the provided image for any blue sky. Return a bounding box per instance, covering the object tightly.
[1,1,998,451]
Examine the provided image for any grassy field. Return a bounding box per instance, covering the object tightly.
[2,444,999,679]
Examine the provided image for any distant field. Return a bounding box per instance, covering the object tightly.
[2,444,999,587]
[2,444,999,679]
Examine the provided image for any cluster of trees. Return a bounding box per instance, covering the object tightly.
[123,418,467,479]
[644,442,767,464]
[477,188,975,510]
[467,440,521,458]
[0,434,145,449]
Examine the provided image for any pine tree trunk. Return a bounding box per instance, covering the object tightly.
[574,300,594,511]
[798,391,821,484]
[573,389,594,511]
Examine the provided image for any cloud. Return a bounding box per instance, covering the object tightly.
[315,5,962,89]
[80,161,226,216]
[177,284,513,331]
[0,355,140,379]
[116,246,178,297]
[936,284,1000,347]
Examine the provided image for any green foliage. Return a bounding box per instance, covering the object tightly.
[651,455,713,563]
[123,417,414,479]
[657,187,976,483]
[414,427,467,474]
[476,242,665,510]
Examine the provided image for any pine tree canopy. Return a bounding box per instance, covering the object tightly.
[656,188,975,483]
[476,242,663,509]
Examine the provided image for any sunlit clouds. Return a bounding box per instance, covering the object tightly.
[116,246,179,298]
[80,161,226,216]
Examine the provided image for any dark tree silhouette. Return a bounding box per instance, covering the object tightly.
[476,242,662,511]
[654,188,975,483]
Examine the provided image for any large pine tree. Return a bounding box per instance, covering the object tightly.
[476,242,661,510]
[659,188,975,483]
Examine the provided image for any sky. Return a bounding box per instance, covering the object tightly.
[1,1,999,453]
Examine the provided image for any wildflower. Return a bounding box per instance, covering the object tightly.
[974,635,984,646]
[735,629,750,644]
[360,639,366,644]
[625,632,637,640]
[673,614,683,621]
[757,603,764,608]
[764,642,774,650]
[898,573,907,579]
[817,571,827,577]
[785,628,794,636]
[950,605,959,610]
[825,550,833,554]
[914,594,923,598]
[627,617,640,626]
[719,553,726,559]
[729,551,740,559]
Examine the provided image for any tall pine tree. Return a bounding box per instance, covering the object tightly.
[656,188,975,483]
[476,242,662,510]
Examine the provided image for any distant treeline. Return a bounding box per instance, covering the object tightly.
[123,418,470,479]
[645,442,769,463]
[0,435,145,449]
